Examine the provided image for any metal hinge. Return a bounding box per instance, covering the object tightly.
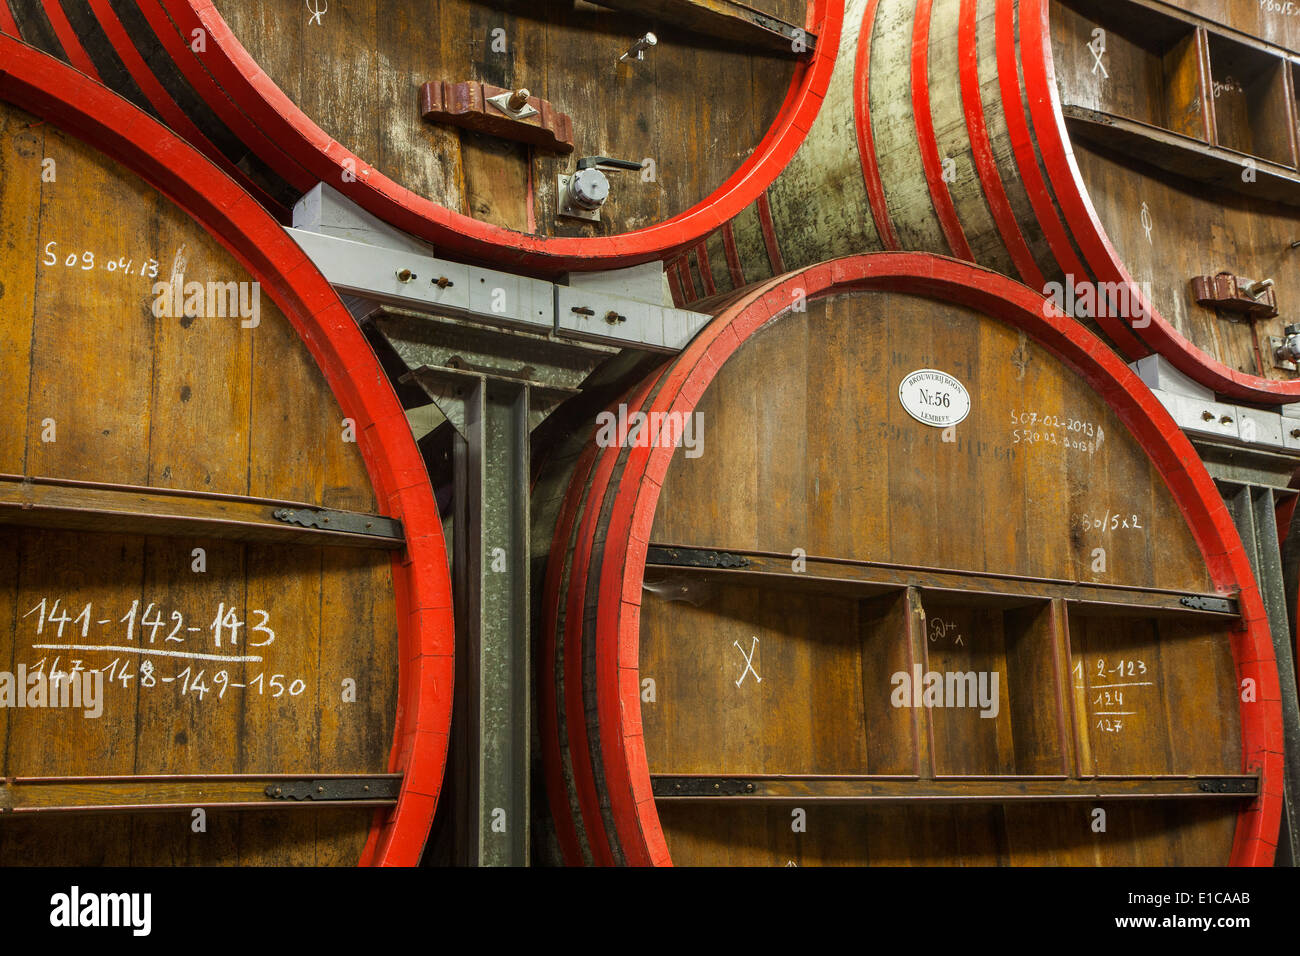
[1178,595,1235,613]
[646,546,752,569]
[652,777,758,797]
[272,507,401,539]
[264,776,401,801]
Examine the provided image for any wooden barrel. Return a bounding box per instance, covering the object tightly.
[536,253,1282,866]
[664,0,1300,404]
[0,37,453,865]
[0,0,836,274]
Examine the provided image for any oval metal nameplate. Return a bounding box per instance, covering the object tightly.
[898,369,971,427]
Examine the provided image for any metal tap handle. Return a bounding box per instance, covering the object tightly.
[576,156,645,172]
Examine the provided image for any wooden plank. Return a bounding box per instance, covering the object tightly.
[921,600,1015,775]
[127,535,245,865]
[24,126,156,487]
[640,580,868,774]
[460,131,531,232]
[1,774,401,813]
[145,177,254,497]
[1062,105,1300,204]
[650,773,1259,801]
[0,106,42,476]
[590,0,814,54]
[644,547,1240,617]
[860,592,919,775]
[0,476,401,548]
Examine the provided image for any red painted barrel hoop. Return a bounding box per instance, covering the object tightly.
[956,0,1043,288]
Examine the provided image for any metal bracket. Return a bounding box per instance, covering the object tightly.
[1178,595,1235,613]
[272,507,401,539]
[646,546,752,569]
[1271,336,1299,372]
[1191,273,1279,319]
[557,173,601,222]
[1195,777,1257,794]
[652,777,758,797]
[420,81,572,153]
[486,90,539,121]
[264,777,401,801]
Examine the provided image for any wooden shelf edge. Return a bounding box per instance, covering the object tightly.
[1062,104,1300,205]
[0,475,403,549]
[0,773,403,814]
[650,773,1259,802]
[644,544,1240,618]
[588,0,816,56]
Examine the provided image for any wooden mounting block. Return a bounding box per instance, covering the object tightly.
[419,81,575,154]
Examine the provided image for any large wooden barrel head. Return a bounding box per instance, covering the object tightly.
[0,39,453,865]
[538,254,1282,866]
[0,0,837,274]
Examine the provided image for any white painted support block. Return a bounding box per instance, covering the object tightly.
[287,228,553,332]
[1128,354,1215,401]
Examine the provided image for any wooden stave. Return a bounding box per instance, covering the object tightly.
[665,0,1300,403]
[0,37,455,865]
[540,252,1283,866]
[0,0,840,275]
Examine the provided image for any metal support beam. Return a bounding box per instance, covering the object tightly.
[1223,481,1300,866]
[404,365,531,866]
[288,223,711,353]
